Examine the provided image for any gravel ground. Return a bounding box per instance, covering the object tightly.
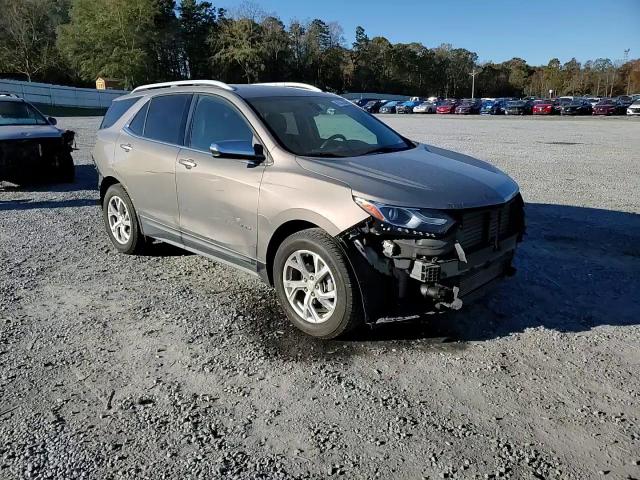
[1,115,639,479]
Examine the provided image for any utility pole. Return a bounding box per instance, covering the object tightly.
[624,48,631,95]
[469,68,480,99]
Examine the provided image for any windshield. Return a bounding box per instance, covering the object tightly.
[0,101,48,126]
[247,95,413,158]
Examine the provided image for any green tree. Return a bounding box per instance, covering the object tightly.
[179,0,218,79]
[0,0,67,81]
[58,0,158,89]
[213,17,263,83]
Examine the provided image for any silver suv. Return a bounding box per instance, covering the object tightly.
[93,80,524,339]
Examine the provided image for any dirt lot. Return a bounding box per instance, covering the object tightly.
[1,115,639,479]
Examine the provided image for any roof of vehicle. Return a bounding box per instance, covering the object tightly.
[121,81,332,102]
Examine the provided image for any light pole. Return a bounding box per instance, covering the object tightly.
[469,68,480,99]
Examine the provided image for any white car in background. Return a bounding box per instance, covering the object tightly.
[627,99,640,116]
[413,101,437,113]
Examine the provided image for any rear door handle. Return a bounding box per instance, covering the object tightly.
[179,158,197,169]
[120,143,132,152]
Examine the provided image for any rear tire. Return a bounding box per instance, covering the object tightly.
[273,228,363,339]
[102,184,145,255]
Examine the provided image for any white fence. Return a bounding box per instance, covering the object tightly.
[0,78,129,110]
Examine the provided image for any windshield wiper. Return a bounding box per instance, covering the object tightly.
[362,145,410,156]
[303,151,347,158]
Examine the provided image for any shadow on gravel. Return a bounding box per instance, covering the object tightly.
[240,203,640,360]
[0,164,98,193]
[0,198,96,211]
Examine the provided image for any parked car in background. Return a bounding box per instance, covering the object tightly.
[455,98,482,114]
[593,98,626,115]
[413,101,437,113]
[436,99,459,114]
[480,99,506,115]
[0,93,75,185]
[93,80,525,339]
[553,97,573,114]
[379,101,401,114]
[352,98,374,108]
[626,99,640,116]
[532,99,556,115]
[363,100,386,114]
[561,99,592,116]
[585,97,601,108]
[615,95,634,106]
[504,100,533,115]
[396,99,422,114]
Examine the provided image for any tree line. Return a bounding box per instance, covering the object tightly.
[1,0,638,98]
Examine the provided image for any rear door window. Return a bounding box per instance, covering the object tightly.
[143,94,192,145]
[100,98,138,129]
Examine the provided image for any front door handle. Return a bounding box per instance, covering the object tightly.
[178,158,197,169]
[120,143,132,152]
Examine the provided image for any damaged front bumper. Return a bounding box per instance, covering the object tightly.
[339,195,525,323]
[0,130,76,184]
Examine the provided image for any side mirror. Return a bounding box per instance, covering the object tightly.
[48,116,57,125]
[210,141,265,164]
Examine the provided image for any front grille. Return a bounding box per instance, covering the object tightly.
[456,197,522,252]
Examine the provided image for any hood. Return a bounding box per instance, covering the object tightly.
[0,124,62,141]
[295,144,519,210]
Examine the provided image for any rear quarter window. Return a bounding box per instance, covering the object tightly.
[100,98,138,130]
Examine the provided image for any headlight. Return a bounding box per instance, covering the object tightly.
[354,197,455,236]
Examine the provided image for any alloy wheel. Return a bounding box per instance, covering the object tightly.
[282,249,337,324]
[107,195,131,245]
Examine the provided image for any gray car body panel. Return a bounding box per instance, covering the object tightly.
[295,143,519,210]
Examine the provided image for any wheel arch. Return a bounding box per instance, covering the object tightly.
[99,175,121,204]
[264,220,319,286]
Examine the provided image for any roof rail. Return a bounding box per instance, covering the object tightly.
[253,82,322,92]
[131,80,235,94]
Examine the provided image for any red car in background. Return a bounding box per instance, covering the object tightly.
[593,98,627,115]
[532,99,556,115]
[436,99,459,114]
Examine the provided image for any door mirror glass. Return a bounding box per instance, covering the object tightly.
[210,141,265,163]
[48,116,57,125]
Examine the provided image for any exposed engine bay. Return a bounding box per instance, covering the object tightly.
[341,194,525,322]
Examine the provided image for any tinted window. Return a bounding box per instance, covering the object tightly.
[188,95,253,152]
[144,94,191,145]
[100,98,138,129]
[0,101,48,126]
[127,102,148,136]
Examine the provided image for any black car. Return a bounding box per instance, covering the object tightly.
[363,100,386,113]
[455,98,482,114]
[560,99,592,116]
[0,93,75,184]
[352,98,374,108]
[504,100,534,115]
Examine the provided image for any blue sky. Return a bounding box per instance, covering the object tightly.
[220,0,640,65]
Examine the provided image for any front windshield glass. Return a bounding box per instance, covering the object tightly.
[0,101,48,126]
[247,95,413,158]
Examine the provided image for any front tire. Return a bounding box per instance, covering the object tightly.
[102,184,145,254]
[273,228,363,339]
